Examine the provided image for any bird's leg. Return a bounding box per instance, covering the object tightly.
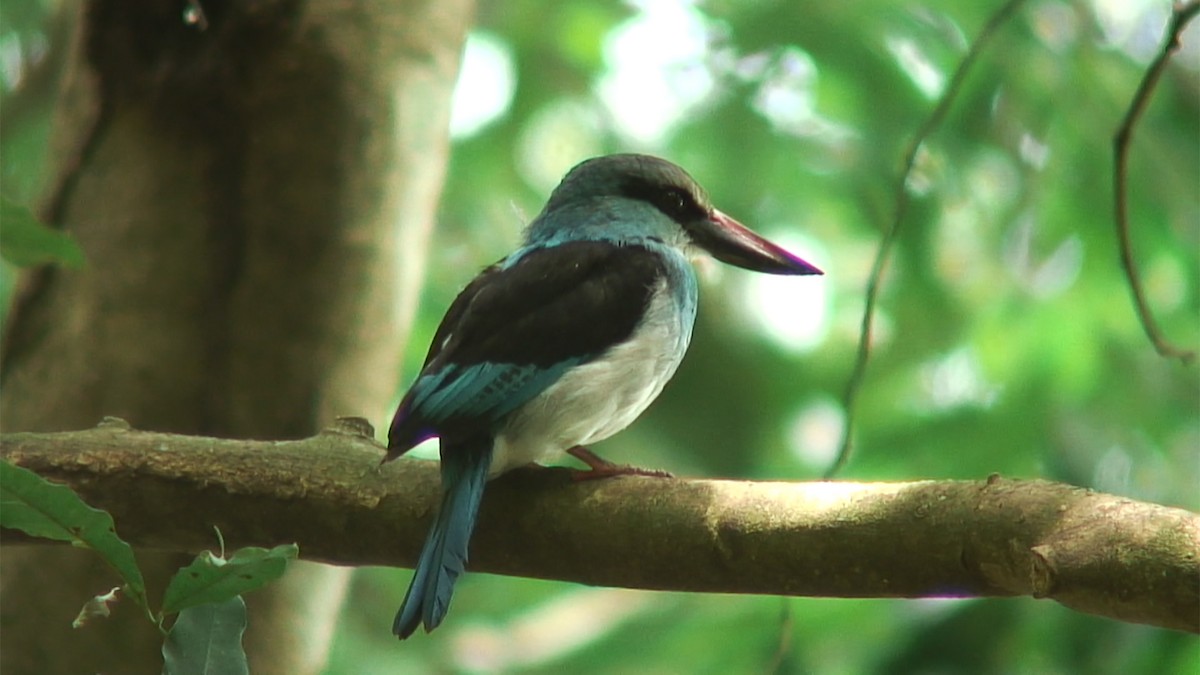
[566,445,674,481]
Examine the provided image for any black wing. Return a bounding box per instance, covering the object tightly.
[387,241,666,454]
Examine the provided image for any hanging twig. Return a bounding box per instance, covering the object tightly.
[1112,1,1199,364]
[829,0,1028,478]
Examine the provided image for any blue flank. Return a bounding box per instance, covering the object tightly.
[409,360,583,424]
[393,438,493,638]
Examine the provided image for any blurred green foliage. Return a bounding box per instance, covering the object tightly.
[2,0,1196,673]
[0,197,83,267]
[355,1,1199,672]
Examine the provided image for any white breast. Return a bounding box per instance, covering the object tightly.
[489,280,690,476]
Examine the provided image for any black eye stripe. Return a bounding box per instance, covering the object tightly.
[621,179,706,224]
[664,188,688,211]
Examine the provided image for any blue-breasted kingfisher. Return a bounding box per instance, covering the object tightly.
[386,154,822,638]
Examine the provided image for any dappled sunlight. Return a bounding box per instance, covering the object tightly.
[596,0,717,145]
[451,588,663,671]
[736,230,830,352]
[1093,444,1134,497]
[1004,215,1085,300]
[751,47,857,148]
[1018,131,1050,169]
[933,200,994,293]
[0,34,25,90]
[1143,254,1189,312]
[1029,2,1079,53]
[885,35,945,99]
[1091,0,1172,60]
[787,397,845,470]
[516,100,606,194]
[933,149,1025,299]
[967,150,1022,211]
[916,347,1001,413]
[450,32,517,139]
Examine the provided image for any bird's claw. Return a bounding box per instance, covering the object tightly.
[566,445,673,481]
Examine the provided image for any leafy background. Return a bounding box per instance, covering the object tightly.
[2,0,1197,673]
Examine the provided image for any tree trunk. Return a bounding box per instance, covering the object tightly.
[0,1,473,673]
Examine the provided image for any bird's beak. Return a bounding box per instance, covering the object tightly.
[691,209,823,276]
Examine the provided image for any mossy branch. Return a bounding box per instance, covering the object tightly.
[2,418,1196,633]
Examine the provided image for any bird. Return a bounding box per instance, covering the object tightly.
[385,153,822,638]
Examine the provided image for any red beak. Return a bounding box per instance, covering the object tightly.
[689,210,822,276]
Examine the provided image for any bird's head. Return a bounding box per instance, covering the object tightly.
[528,154,822,276]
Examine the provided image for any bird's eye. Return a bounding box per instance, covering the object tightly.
[657,187,694,220]
[668,189,687,211]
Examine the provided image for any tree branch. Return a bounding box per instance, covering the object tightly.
[1112,0,1199,364]
[2,420,1196,634]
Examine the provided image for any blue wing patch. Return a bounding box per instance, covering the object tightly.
[410,360,579,423]
[388,359,580,454]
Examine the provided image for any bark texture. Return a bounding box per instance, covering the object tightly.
[4,424,1197,634]
[0,1,473,673]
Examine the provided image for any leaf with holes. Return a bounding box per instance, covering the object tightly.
[161,544,298,615]
[0,461,147,608]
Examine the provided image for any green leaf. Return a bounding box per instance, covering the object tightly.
[161,544,299,615]
[0,461,147,608]
[0,197,84,268]
[161,596,249,675]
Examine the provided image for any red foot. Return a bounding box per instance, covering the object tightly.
[566,446,674,482]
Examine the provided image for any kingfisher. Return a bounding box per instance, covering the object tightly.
[386,153,821,638]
